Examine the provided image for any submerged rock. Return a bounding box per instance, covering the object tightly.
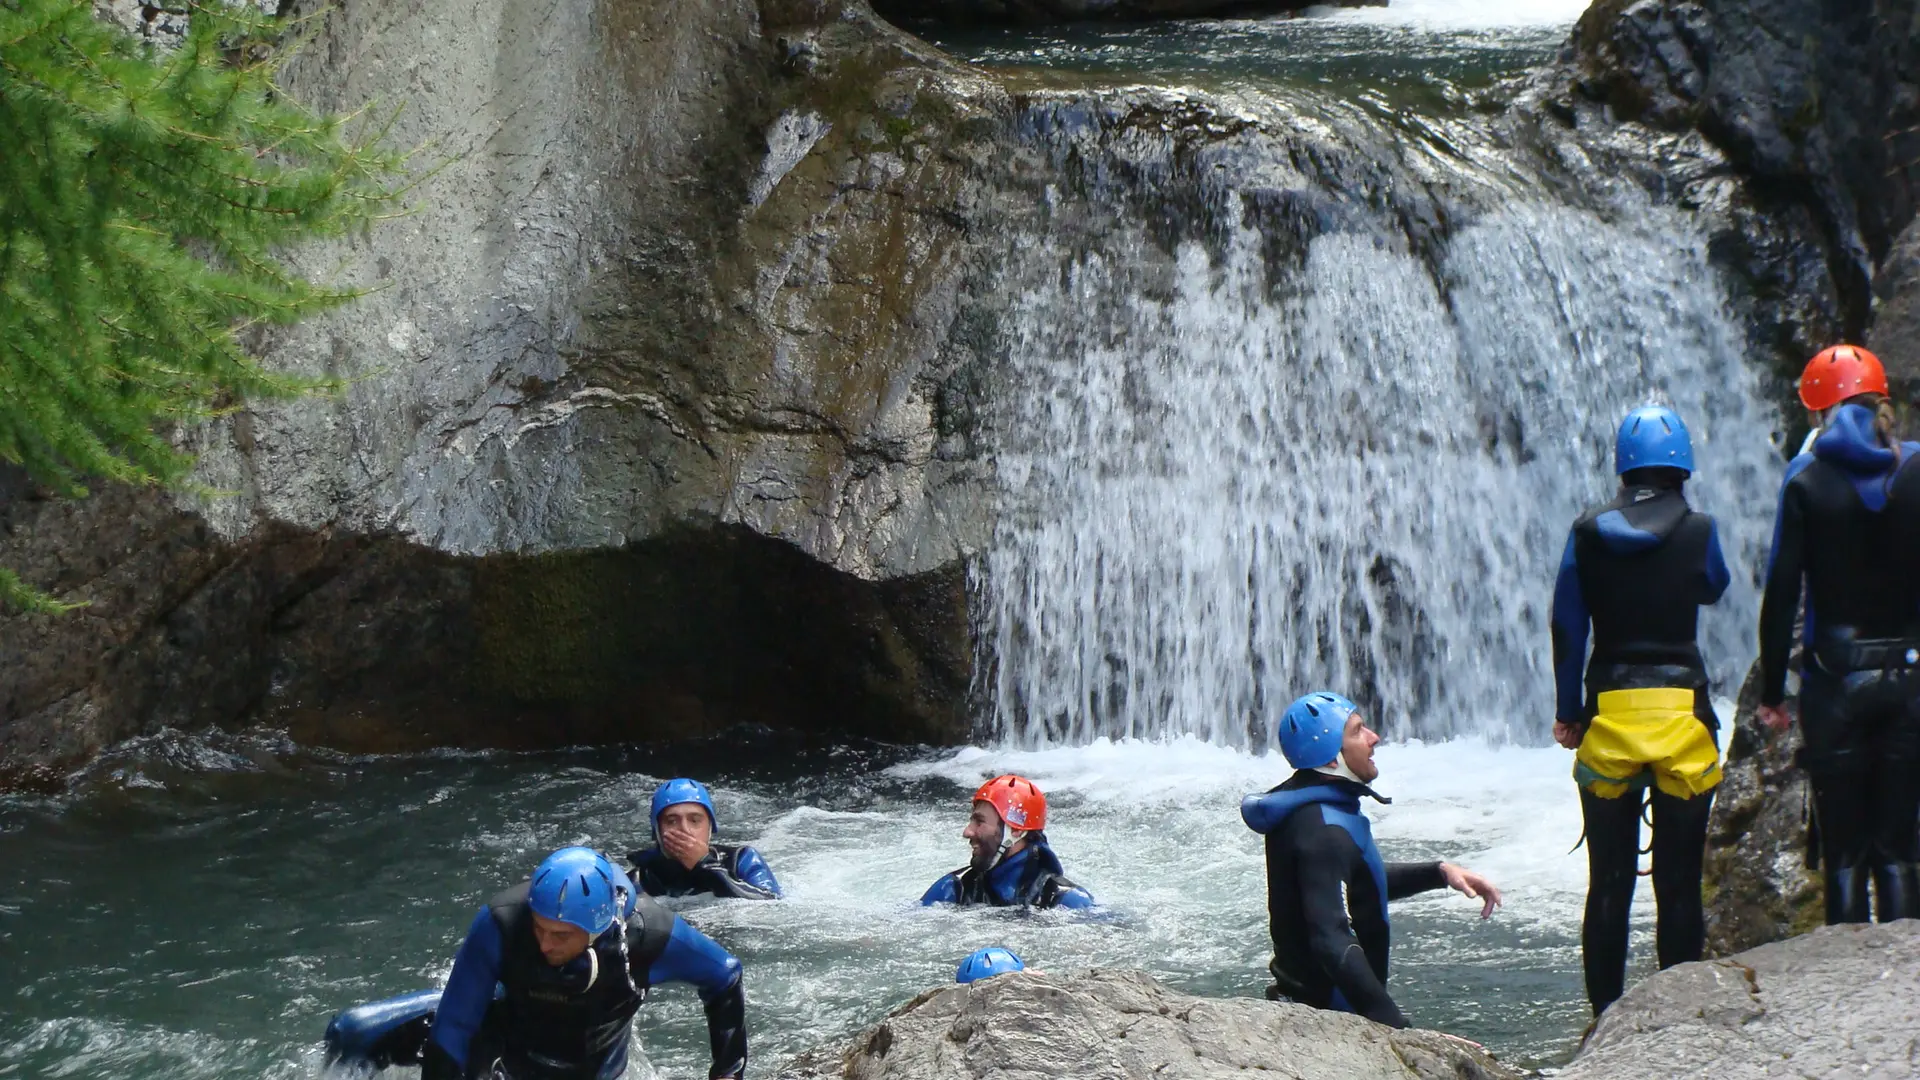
[1557,922,1920,1079]
[780,968,1521,1080]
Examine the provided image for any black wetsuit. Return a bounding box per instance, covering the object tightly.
[1759,405,1920,924]
[628,845,782,901]
[1241,771,1448,1029]
[1550,476,1728,1015]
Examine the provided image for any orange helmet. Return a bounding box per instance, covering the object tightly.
[1799,344,1888,412]
[972,774,1047,833]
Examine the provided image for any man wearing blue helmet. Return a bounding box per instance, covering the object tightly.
[1550,405,1729,1017]
[1243,692,1500,1030]
[422,847,747,1080]
[628,778,782,900]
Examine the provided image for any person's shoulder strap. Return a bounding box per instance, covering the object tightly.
[625,894,676,969]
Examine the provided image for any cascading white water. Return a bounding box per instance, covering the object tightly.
[978,194,1781,747]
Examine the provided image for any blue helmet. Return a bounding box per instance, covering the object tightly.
[528,847,626,935]
[1614,405,1694,475]
[1279,691,1357,770]
[649,778,717,844]
[956,946,1025,984]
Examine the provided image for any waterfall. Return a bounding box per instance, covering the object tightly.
[975,127,1781,747]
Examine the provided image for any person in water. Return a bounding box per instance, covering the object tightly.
[1757,344,1920,924]
[1242,691,1500,1030]
[1549,404,1729,1017]
[921,774,1095,909]
[423,847,747,1080]
[628,778,782,900]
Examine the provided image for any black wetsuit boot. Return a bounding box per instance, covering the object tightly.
[1649,788,1713,968]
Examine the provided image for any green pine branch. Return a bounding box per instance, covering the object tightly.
[0,0,410,613]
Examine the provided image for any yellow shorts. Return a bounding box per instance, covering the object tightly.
[1573,687,1721,800]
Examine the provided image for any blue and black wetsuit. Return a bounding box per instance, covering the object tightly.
[1550,472,1728,1015]
[628,845,782,901]
[920,834,1095,910]
[1241,771,1448,1029]
[1759,403,1920,924]
[423,877,746,1080]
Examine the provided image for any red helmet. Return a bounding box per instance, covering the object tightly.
[973,774,1047,833]
[1799,344,1888,412]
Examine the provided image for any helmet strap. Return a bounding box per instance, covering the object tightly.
[989,826,1027,871]
[1314,752,1367,786]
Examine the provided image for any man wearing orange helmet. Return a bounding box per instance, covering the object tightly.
[1758,344,1920,924]
[920,774,1095,910]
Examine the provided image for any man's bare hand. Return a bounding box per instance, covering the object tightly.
[1440,862,1502,919]
[1757,703,1793,733]
[1552,720,1582,749]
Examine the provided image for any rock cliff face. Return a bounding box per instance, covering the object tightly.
[780,968,1522,1080]
[1560,0,1920,355]
[1,0,1009,784]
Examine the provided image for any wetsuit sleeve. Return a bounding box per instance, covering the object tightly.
[730,847,783,899]
[1701,518,1731,603]
[643,916,746,1079]
[425,908,504,1074]
[1549,529,1590,724]
[1052,884,1096,909]
[1384,861,1447,900]
[1295,820,1410,1028]
[920,872,959,905]
[1759,475,1808,707]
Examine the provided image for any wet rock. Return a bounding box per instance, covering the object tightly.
[1556,922,1920,1079]
[4,0,1000,784]
[1869,217,1920,418]
[1701,662,1821,958]
[871,0,1377,28]
[780,968,1522,1080]
[1563,0,1920,345]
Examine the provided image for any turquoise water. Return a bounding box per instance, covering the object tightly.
[0,729,1650,1078]
[909,0,1584,103]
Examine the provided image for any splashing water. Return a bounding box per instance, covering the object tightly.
[977,200,1778,748]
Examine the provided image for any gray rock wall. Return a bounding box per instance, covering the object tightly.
[1,0,1011,784]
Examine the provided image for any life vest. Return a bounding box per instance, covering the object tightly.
[947,842,1083,909]
[485,884,673,1079]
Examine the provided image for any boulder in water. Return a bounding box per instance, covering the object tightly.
[1556,922,1920,1079]
[780,968,1522,1079]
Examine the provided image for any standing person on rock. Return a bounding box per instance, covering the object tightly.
[628,778,783,900]
[1241,692,1500,1029]
[1549,404,1729,1017]
[1757,345,1920,924]
[921,774,1096,910]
